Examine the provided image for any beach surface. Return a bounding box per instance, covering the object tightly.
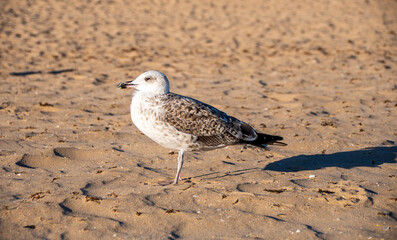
[0,0,396,239]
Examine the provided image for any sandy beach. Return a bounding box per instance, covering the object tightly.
[0,0,396,239]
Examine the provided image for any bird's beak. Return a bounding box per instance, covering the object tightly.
[117,80,135,89]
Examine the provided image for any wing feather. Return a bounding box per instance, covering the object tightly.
[161,93,257,147]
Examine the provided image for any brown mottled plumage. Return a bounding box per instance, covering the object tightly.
[161,93,257,149]
[118,71,285,185]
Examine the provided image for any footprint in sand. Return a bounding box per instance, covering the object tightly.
[16,147,109,170]
[236,181,293,195]
[53,147,106,161]
[291,179,371,206]
[16,153,73,169]
[59,197,123,228]
[314,181,371,207]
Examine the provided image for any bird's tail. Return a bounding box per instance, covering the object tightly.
[240,133,286,147]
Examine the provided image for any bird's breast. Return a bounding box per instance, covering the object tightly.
[129,94,195,150]
[130,94,163,131]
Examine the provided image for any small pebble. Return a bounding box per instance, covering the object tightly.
[309,175,316,178]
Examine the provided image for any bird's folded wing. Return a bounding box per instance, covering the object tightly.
[162,93,257,146]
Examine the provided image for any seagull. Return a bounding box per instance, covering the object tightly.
[118,70,285,185]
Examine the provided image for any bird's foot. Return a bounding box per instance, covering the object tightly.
[157,177,183,186]
[157,180,174,186]
[157,180,180,186]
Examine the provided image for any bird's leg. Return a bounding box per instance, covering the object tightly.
[173,150,184,184]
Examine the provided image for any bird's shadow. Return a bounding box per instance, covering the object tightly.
[190,146,396,181]
[264,146,396,172]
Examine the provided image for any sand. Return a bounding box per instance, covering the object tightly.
[0,0,396,239]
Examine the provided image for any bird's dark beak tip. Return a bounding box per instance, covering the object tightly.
[117,82,127,89]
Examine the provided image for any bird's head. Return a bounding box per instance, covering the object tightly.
[118,70,170,94]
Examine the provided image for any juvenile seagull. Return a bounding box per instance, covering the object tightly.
[118,70,284,185]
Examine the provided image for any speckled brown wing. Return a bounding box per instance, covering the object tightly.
[162,93,258,147]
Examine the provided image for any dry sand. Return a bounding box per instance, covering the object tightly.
[0,0,396,239]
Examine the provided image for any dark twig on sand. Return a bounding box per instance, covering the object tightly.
[9,69,75,76]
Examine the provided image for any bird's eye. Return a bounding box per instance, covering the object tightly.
[144,77,151,81]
